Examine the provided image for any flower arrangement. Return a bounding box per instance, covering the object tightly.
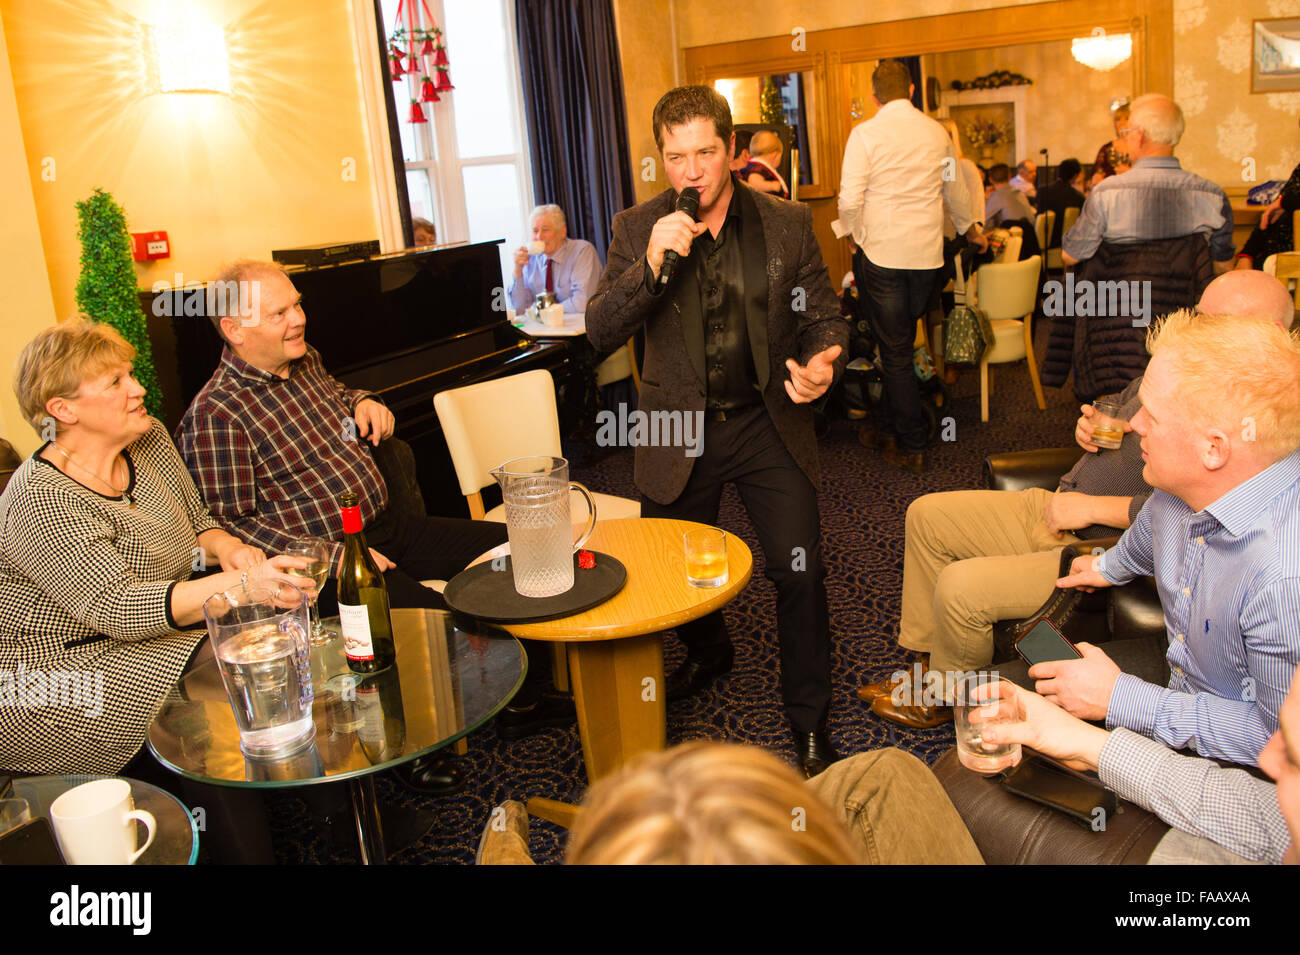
[963,116,1012,148]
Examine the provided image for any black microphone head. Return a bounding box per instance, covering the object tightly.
[675,187,701,218]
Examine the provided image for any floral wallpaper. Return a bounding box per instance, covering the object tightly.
[1175,0,1300,186]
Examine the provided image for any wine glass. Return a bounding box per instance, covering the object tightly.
[285,538,335,645]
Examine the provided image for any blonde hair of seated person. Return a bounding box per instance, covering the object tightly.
[565,741,864,865]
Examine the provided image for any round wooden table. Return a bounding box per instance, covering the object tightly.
[478,518,753,790]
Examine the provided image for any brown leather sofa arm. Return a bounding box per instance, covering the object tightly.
[983,447,1079,492]
[932,748,1169,864]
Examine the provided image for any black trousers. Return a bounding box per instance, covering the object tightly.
[856,252,942,453]
[640,405,831,733]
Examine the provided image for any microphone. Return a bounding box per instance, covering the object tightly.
[657,187,701,288]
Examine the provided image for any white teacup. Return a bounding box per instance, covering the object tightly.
[528,240,545,255]
[542,303,565,328]
[50,779,156,865]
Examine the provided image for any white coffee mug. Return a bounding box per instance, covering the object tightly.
[50,779,156,865]
[543,303,565,327]
[528,240,545,255]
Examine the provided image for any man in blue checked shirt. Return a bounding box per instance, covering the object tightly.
[1044,310,1300,765]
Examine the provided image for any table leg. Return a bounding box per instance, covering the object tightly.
[566,634,666,783]
[349,775,387,865]
[525,797,581,829]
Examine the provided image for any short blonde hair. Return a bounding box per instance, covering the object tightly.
[565,741,864,865]
[1147,309,1300,461]
[13,319,135,434]
[936,117,963,160]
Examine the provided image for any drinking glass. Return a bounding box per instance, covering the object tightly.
[0,798,30,835]
[286,537,335,644]
[1090,399,1127,450]
[684,527,728,589]
[953,673,1022,775]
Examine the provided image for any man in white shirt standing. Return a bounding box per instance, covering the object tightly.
[837,60,986,473]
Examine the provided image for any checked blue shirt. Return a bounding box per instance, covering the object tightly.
[1097,449,1300,765]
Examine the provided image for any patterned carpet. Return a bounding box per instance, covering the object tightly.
[267,335,1081,864]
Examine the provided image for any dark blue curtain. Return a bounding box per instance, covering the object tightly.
[514,0,636,256]
[902,56,924,110]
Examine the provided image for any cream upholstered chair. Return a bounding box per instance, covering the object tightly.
[1046,207,1080,271]
[595,339,641,390]
[433,368,640,523]
[993,226,1023,264]
[1266,251,1300,312]
[973,255,1047,422]
[1034,211,1054,260]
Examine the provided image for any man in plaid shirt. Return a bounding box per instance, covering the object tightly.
[175,260,507,612]
[176,261,571,783]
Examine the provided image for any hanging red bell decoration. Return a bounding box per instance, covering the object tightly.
[389,0,452,122]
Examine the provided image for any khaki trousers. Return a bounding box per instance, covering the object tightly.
[899,488,1081,675]
[807,748,984,864]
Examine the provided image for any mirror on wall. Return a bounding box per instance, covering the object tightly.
[713,72,817,188]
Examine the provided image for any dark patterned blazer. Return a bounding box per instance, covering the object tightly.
[587,183,848,505]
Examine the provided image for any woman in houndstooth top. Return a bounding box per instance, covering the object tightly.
[0,320,314,774]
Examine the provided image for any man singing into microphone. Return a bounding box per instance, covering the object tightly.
[587,86,849,776]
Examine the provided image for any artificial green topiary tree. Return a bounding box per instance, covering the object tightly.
[74,188,163,419]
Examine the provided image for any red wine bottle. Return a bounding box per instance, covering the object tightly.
[337,492,396,673]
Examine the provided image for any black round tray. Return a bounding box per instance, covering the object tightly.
[442,551,626,623]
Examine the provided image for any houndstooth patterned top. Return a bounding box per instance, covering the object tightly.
[0,418,219,774]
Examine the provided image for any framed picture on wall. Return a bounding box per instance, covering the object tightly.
[1252,18,1300,93]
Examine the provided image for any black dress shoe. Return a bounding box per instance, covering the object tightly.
[666,647,734,701]
[792,727,840,778]
[394,753,465,795]
[495,693,577,741]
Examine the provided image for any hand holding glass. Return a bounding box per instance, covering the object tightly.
[1090,399,1127,451]
[954,673,1022,775]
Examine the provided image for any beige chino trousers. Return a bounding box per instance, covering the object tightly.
[898,488,1081,675]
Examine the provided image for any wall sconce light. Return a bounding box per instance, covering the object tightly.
[151,21,231,93]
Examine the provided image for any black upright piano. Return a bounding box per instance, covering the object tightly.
[144,241,585,518]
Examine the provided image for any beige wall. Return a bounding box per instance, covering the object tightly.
[614,0,677,204]
[926,40,1131,170]
[2,0,378,324]
[635,0,1294,193]
[0,15,58,454]
[1175,0,1300,185]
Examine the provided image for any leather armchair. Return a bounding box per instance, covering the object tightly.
[984,449,1163,663]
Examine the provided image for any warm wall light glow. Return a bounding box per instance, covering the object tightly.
[713,79,739,114]
[1071,28,1132,72]
[153,21,231,93]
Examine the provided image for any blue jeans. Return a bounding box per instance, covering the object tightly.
[856,253,941,453]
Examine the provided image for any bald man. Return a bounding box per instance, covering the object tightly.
[866,269,1295,729]
[1062,93,1235,273]
[742,130,790,199]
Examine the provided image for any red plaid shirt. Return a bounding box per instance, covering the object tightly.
[175,345,388,562]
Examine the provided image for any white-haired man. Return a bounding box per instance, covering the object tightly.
[1040,309,1300,766]
[1062,93,1234,272]
[508,204,603,314]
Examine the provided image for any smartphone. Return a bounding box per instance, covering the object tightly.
[1015,616,1083,667]
[0,817,66,865]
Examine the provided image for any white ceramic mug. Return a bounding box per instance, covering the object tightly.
[543,303,565,328]
[50,779,156,865]
[528,240,545,255]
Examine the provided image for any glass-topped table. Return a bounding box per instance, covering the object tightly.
[13,775,198,865]
[148,608,525,864]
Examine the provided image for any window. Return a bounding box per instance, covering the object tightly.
[379,0,534,281]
